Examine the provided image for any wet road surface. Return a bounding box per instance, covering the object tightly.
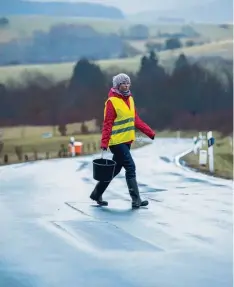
[0,139,232,287]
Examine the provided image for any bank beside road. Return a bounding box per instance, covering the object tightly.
[180,135,233,180]
[0,132,149,166]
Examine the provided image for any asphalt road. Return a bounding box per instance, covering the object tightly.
[0,139,232,287]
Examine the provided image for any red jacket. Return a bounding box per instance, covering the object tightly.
[101,88,155,148]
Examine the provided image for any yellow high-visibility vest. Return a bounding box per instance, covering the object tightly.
[104,96,136,146]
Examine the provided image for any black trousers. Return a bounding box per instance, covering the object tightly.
[94,143,136,196]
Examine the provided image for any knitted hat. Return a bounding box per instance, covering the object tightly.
[112,73,131,88]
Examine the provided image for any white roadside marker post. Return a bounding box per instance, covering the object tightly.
[207,131,215,173]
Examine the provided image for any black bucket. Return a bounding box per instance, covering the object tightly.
[93,157,116,182]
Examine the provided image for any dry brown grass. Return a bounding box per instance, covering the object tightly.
[0,120,98,140]
[0,120,100,164]
[0,135,148,165]
[0,122,148,165]
[182,134,233,180]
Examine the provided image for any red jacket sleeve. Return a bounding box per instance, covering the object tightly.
[135,110,155,139]
[101,100,116,148]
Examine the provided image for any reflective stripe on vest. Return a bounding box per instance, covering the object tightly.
[104,96,136,146]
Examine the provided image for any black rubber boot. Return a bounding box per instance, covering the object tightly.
[126,178,149,209]
[90,182,109,206]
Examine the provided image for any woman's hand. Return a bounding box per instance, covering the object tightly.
[101,146,107,151]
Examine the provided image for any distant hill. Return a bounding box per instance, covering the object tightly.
[128,0,232,24]
[0,0,124,19]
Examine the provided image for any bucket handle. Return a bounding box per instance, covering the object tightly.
[101,149,116,182]
[101,150,108,165]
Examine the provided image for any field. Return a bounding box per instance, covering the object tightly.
[0,39,232,84]
[1,120,98,140]
[0,121,147,164]
[0,133,102,165]
[0,15,233,43]
[0,16,130,42]
[182,135,233,180]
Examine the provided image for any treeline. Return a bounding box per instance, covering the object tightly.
[0,51,232,134]
[0,22,207,65]
[0,24,125,65]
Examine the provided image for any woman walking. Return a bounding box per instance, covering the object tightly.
[90,73,155,209]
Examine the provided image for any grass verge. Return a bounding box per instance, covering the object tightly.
[0,133,148,165]
[181,135,233,180]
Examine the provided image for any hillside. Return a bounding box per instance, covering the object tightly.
[61,0,227,16]
[0,39,232,84]
[0,16,232,43]
[128,0,232,23]
[0,0,124,19]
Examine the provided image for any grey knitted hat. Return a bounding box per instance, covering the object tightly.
[112,73,131,88]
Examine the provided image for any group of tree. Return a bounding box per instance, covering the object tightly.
[121,24,200,40]
[0,17,9,27]
[0,51,232,134]
[145,38,185,52]
[0,23,127,65]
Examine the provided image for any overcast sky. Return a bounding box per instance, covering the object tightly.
[35,0,212,14]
